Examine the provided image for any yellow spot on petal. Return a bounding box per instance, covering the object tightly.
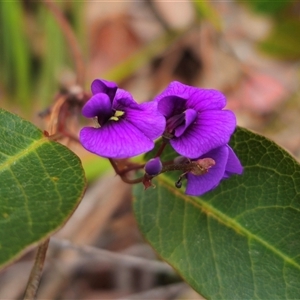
[109,110,125,121]
[115,110,125,117]
[110,116,119,121]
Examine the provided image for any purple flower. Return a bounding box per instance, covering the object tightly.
[80,79,166,159]
[155,81,236,159]
[185,145,243,196]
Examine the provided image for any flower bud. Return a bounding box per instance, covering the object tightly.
[144,157,163,176]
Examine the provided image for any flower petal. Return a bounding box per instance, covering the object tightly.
[157,95,186,118]
[155,81,226,111]
[170,110,236,158]
[223,145,243,178]
[111,90,165,140]
[125,101,166,140]
[174,108,197,137]
[185,146,229,196]
[154,81,190,103]
[113,88,139,110]
[79,120,154,159]
[91,79,117,100]
[186,89,227,111]
[82,93,112,124]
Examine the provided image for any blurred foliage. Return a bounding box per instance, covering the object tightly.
[104,32,180,83]
[0,1,31,111]
[242,0,293,15]
[241,0,300,59]
[193,1,221,30]
[1,0,300,116]
[259,19,300,60]
[0,1,86,115]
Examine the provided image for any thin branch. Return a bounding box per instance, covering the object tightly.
[42,0,85,86]
[50,238,174,274]
[118,163,146,176]
[109,158,144,184]
[155,141,167,157]
[23,239,50,300]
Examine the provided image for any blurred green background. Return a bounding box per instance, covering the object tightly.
[1,0,299,117]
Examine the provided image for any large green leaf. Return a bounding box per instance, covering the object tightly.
[0,109,86,268]
[133,127,300,299]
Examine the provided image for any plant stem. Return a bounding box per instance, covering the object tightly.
[42,0,85,86]
[23,239,50,300]
[108,158,144,184]
[155,141,167,157]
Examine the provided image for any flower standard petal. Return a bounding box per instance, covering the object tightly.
[154,81,190,103]
[113,88,140,111]
[185,146,229,196]
[186,88,227,111]
[82,93,112,125]
[171,110,236,158]
[155,81,226,111]
[157,95,186,118]
[91,79,117,100]
[79,120,155,159]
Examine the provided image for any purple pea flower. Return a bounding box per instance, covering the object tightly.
[80,79,166,159]
[185,144,243,196]
[155,81,236,159]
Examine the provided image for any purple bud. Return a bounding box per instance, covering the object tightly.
[145,157,163,176]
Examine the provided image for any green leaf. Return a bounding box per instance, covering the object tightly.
[0,109,86,269]
[133,127,300,299]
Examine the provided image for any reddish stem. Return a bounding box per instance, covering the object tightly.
[155,141,167,157]
[108,159,144,184]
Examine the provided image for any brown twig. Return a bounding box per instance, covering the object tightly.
[42,0,85,86]
[118,163,146,176]
[108,158,145,184]
[23,239,50,300]
[50,238,174,274]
